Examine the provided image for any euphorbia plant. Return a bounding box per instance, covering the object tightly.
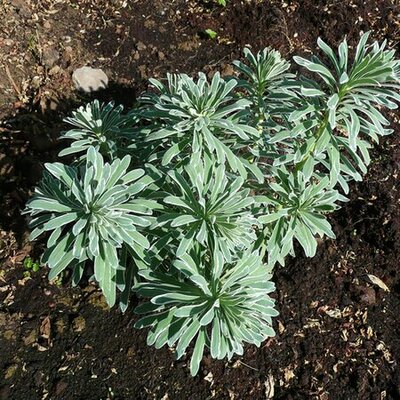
[24,32,400,375]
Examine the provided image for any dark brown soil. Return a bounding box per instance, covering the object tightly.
[1,1,400,399]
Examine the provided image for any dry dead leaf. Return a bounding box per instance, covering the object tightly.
[40,316,51,340]
[376,342,394,363]
[367,326,374,339]
[204,371,213,384]
[324,308,342,319]
[333,360,344,373]
[310,300,319,309]
[3,291,14,306]
[232,360,241,368]
[367,274,390,292]
[303,318,321,329]
[34,343,48,352]
[4,364,18,380]
[17,276,31,286]
[283,366,295,382]
[264,374,275,399]
[23,329,37,346]
[0,284,10,292]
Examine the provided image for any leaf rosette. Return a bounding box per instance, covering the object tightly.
[60,100,134,160]
[135,249,278,376]
[257,168,347,266]
[24,147,156,307]
[139,72,260,177]
[157,155,259,261]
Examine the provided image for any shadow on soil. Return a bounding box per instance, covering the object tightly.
[0,81,138,244]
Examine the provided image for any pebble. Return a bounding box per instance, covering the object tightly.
[72,66,108,92]
[137,41,147,51]
[48,65,61,76]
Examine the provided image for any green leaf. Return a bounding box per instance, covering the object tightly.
[43,212,78,231]
[28,199,73,213]
[258,210,288,224]
[317,37,340,74]
[294,222,317,257]
[190,328,206,376]
[327,93,339,109]
[205,29,217,39]
[176,319,201,359]
[301,211,335,238]
[300,87,326,97]
[101,258,116,307]
[171,214,200,227]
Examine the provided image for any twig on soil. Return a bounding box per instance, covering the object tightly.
[4,64,22,98]
[351,217,379,227]
[269,9,295,53]
[237,360,258,371]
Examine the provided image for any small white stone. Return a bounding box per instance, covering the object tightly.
[72,66,108,92]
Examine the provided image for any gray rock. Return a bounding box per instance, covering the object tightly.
[72,66,108,93]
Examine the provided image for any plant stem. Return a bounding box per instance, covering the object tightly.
[294,86,348,173]
[294,115,328,172]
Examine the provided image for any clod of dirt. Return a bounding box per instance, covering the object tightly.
[4,364,18,380]
[72,66,108,92]
[72,316,86,332]
[3,330,16,341]
[22,329,37,346]
[42,46,60,68]
[10,0,31,19]
[87,291,109,311]
[360,286,377,305]
[137,41,147,51]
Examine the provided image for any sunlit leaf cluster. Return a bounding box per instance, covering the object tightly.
[25,32,399,375]
[135,249,277,375]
